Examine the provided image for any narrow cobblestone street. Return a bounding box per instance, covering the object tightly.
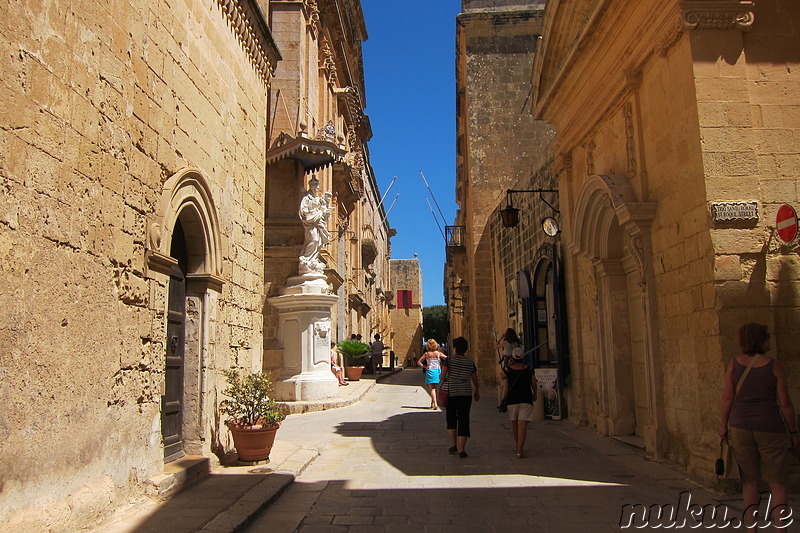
[244,369,792,532]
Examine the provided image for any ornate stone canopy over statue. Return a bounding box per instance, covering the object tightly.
[298,176,332,276]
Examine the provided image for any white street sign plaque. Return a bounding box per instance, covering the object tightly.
[711,201,759,222]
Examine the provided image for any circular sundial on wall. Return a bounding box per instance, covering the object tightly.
[542,216,560,237]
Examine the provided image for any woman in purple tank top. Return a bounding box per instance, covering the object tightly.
[719,323,798,530]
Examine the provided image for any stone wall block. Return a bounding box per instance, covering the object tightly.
[755,153,781,176]
[700,127,753,152]
[720,278,771,308]
[774,307,800,337]
[770,279,800,307]
[711,228,766,254]
[156,135,178,172]
[749,81,799,106]
[101,189,124,228]
[760,178,797,203]
[775,151,800,177]
[703,151,758,177]
[714,254,742,281]
[766,254,800,282]
[758,104,792,127]
[754,128,797,153]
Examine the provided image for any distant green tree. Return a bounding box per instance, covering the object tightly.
[422,305,449,347]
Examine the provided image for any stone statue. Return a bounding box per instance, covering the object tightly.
[298,176,332,275]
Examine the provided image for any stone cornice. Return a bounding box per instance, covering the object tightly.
[680,0,755,31]
[334,86,364,128]
[217,0,282,85]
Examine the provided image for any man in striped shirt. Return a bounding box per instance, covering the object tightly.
[441,336,480,458]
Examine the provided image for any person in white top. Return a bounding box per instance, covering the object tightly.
[370,334,385,375]
[495,328,522,366]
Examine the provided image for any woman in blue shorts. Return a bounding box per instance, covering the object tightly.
[418,339,445,409]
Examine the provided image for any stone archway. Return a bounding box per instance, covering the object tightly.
[146,168,224,461]
[147,168,224,282]
[570,175,664,453]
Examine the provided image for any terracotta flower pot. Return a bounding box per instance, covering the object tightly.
[344,366,364,381]
[227,422,280,461]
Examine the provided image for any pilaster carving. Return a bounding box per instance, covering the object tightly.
[681,1,754,31]
[624,103,636,175]
[626,231,647,289]
[320,39,338,86]
[304,0,320,37]
[347,125,358,151]
[350,151,364,173]
[586,142,595,176]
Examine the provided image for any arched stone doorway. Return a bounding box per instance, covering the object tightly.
[571,175,664,453]
[146,168,224,462]
[531,259,557,366]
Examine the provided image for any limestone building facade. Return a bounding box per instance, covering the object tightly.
[390,258,424,367]
[0,0,390,529]
[450,0,800,487]
[532,0,800,485]
[0,0,279,528]
[448,0,554,389]
[263,0,392,380]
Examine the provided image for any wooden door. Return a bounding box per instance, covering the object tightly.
[162,223,187,462]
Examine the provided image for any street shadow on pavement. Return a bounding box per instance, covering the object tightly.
[333,372,661,487]
[290,480,753,532]
[332,410,655,485]
[322,415,753,530]
[126,472,294,533]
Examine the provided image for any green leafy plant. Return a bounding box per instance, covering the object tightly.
[220,369,287,428]
[335,339,371,366]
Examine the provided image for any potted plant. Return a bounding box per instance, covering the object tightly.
[335,339,371,381]
[220,369,287,462]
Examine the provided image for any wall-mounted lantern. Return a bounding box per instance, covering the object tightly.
[499,189,560,235]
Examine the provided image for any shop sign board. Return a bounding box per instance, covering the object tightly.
[534,368,561,419]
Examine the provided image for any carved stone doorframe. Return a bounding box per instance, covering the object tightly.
[146,168,225,461]
[571,174,665,455]
[593,257,636,436]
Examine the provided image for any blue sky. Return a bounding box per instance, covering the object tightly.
[361,1,462,307]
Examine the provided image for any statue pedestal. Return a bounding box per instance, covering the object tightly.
[269,275,339,402]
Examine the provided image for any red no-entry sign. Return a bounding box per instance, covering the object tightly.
[776,204,798,243]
